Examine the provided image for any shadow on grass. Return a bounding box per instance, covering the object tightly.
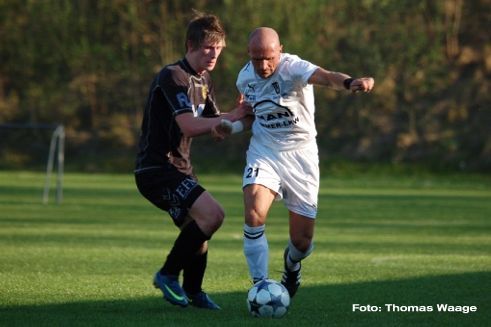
[1,272,489,327]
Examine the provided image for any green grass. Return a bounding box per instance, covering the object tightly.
[0,170,490,326]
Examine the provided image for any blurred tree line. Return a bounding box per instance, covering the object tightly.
[0,0,489,172]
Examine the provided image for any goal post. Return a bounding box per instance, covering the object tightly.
[0,123,65,204]
[43,125,65,204]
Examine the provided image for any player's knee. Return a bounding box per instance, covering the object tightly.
[190,193,224,234]
[208,205,225,232]
[216,206,225,225]
[245,208,266,226]
[191,206,224,236]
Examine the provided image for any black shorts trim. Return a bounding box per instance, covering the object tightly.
[135,167,205,227]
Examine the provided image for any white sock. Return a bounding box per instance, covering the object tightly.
[243,224,268,281]
[286,240,313,271]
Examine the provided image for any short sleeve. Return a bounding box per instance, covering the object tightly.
[285,55,318,85]
[157,68,193,116]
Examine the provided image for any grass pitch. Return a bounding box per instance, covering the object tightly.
[0,170,490,326]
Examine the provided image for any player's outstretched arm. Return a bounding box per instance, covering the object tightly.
[211,93,254,141]
[176,101,251,138]
[175,93,253,138]
[221,99,253,122]
[308,67,374,93]
[347,77,375,93]
[211,115,254,141]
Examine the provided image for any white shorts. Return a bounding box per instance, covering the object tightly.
[242,143,319,218]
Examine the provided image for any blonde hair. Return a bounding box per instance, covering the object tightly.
[185,10,226,51]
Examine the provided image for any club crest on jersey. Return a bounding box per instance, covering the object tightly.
[191,78,208,99]
[201,84,208,99]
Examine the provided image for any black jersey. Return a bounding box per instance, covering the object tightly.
[135,58,220,175]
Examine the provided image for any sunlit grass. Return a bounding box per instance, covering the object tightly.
[0,171,490,326]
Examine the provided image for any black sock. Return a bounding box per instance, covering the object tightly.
[160,220,210,276]
[183,250,207,295]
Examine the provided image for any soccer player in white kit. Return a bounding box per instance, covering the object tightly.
[216,27,374,297]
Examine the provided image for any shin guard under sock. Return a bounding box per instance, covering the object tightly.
[160,220,210,276]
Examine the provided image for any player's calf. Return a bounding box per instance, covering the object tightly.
[281,248,302,298]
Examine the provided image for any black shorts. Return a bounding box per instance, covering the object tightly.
[135,167,205,227]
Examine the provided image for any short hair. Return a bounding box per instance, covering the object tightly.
[185,11,226,51]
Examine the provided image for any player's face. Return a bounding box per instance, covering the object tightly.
[188,40,224,74]
[249,44,281,79]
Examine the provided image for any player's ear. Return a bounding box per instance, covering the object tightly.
[279,44,283,53]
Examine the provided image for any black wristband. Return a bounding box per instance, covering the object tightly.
[343,78,354,90]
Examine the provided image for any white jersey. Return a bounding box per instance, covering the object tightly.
[236,53,319,151]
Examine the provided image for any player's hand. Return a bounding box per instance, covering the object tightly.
[211,119,233,141]
[232,98,253,120]
[350,77,374,93]
[239,101,254,118]
[237,93,245,105]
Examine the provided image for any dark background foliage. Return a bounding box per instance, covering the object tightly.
[0,0,489,172]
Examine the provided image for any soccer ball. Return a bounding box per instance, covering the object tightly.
[247,279,290,318]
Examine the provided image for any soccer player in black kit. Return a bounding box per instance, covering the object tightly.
[135,12,250,309]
